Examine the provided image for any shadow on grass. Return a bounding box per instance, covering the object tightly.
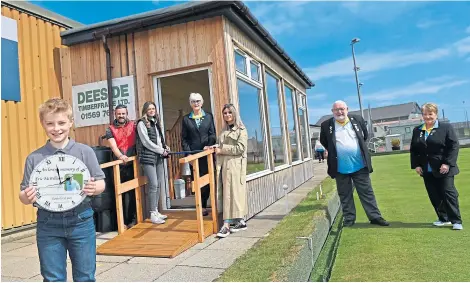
[347,221,436,229]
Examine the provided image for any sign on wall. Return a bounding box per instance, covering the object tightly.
[72,76,136,127]
[1,16,21,102]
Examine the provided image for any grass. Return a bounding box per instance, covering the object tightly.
[216,178,337,282]
[329,148,470,282]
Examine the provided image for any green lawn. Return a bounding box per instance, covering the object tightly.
[330,148,470,282]
[217,178,337,282]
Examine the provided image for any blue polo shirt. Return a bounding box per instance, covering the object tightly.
[335,120,365,174]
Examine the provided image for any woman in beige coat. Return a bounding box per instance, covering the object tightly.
[213,104,248,238]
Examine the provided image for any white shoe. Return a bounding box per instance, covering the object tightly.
[433,220,451,227]
[452,223,463,230]
[157,212,168,220]
[150,211,166,224]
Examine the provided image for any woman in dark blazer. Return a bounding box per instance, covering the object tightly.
[410,102,462,230]
[181,93,216,216]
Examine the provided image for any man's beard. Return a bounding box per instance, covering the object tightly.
[117,118,127,125]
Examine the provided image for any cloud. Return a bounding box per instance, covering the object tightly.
[306,47,450,81]
[416,19,448,29]
[363,76,470,101]
[454,36,470,56]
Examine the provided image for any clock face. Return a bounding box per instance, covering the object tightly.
[29,154,91,212]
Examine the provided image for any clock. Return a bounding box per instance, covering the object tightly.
[29,154,91,212]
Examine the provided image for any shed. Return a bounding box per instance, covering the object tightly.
[59,1,316,227]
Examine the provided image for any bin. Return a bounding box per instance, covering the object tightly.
[91,146,117,232]
[174,179,186,199]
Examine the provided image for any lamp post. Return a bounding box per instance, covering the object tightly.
[464,101,469,132]
[351,38,364,119]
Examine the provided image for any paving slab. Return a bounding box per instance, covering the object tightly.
[1,276,38,282]
[28,262,120,282]
[3,243,38,257]
[96,255,132,263]
[1,257,41,279]
[96,263,173,282]
[191,234,218,249]
[205,237,260,251]
[128,247,200,265]
[11,235,37,244]
[1,242,33,253]
[179,248,247,269]
[155,266,225,282]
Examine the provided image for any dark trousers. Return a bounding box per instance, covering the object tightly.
[121,164,136,225]
[422,173,462,224]
[335,167,382,222]
[316,151,325,160]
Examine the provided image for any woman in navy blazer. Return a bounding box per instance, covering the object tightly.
[181,93,216,216]
[410,103,462,230]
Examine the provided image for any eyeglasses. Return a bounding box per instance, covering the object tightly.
[224,103,234,107]
[332,107,346,112]
[190,100,202,104]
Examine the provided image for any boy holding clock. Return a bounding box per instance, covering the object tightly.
[19,98,106,282]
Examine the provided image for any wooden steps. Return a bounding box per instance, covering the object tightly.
[96,210,215,258]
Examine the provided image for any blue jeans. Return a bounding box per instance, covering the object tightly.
[36,205,96,282]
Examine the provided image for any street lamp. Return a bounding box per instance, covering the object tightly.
[351,37,364,119]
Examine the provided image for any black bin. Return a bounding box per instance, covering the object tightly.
[91,146,117,232]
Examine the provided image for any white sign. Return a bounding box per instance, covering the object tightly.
[72,76,136,127]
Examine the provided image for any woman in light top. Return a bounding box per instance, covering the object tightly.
[136,101,169,224]
[213,104,248,238]
[314,140,326,163]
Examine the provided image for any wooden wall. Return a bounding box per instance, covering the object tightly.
[1,6,66,230]
[62,16,229,146]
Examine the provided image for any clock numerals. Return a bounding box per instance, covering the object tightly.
[46,160,51,165]
[36,170,41,174]
[36,192,41,199]
[58,204,63,209]
[44,201,50,207]
[59,156,65,162]
[80,191,86,196]
[80,168,86,173]
[72,200,76,205]
[32,182,38,187]
[73,158,77,164]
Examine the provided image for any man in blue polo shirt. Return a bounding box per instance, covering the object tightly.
[320,100,389,227]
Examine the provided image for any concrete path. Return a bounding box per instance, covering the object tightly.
[1,162,328,282]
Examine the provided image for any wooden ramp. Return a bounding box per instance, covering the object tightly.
[97,211,215,258]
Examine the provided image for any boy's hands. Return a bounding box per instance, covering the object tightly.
[19,186,37,205]
[83,177,98,196]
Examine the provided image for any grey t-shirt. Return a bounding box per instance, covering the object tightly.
[20,139,106,208]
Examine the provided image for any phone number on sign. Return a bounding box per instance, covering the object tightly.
[80,110,110,120]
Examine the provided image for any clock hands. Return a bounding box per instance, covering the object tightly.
[59,176,72,185]
[56,165,61,184]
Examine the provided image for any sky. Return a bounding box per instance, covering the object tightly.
[31,0,470,125]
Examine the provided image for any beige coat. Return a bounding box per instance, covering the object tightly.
[216,125,248,220]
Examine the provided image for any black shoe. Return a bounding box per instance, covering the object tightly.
[202,209,209,216]
[230,220,247,232]
[217,226,230,238]
[370,217,390,226]
[343,220,355,227]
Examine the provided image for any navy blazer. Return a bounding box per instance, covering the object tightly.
[319,114,372,178]
[410,121,460,178]
[181,111,216,153]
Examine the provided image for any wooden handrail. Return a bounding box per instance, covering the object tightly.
[179,149,214,164]
[100,155,146,235]
[178,149,218,242]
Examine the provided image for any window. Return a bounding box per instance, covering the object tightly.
[250,62,260,82]
[405,127,411,133]
[374,127,377,133]
[237,79,267,175]
[265,72,286,166]
[284,85,300,162]
[297,93,309,160]
[235,51,247,74]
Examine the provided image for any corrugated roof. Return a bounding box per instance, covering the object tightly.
[59,1,314,88]
[1,0,83,28]
[315,102,421,126]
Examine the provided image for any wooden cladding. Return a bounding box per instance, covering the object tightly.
[62,17,229,146]
[1,6,66,230]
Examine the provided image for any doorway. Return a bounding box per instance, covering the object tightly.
[152,68,214,211]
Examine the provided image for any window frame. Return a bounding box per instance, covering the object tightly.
[264,68,289,168]
[234,47,271,177]
[296,90,311,160]
[283,82,302,163]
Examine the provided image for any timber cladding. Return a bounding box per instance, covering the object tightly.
[1,6,66,229]
[62,16,229,146]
